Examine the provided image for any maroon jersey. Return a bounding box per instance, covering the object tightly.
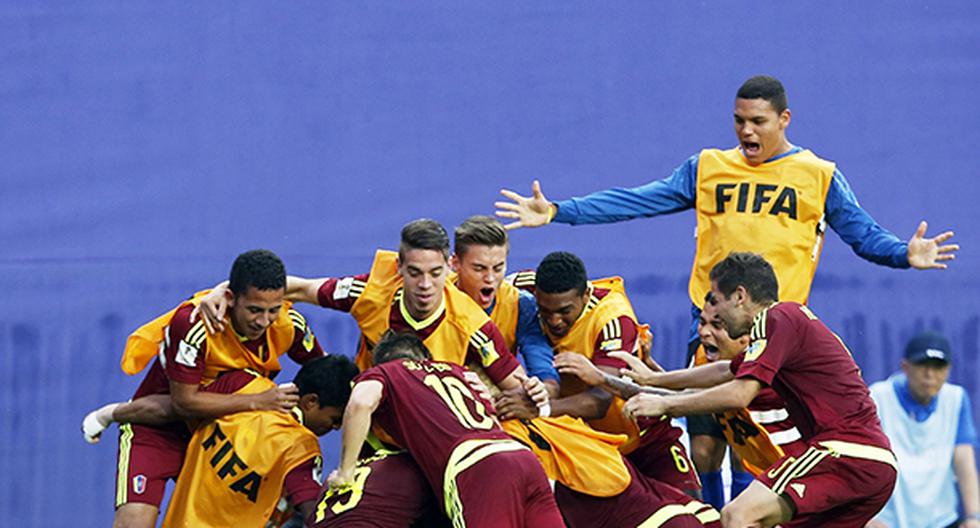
[746,387,806,456]
[310,451,448,528]
[355,359,511,494]
[318,274,520,385]
[164,305,325,386]
[730,302,889,448]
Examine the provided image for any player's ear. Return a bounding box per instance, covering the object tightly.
[299,393,319,412]
[449,253,460,272]
[224,288,236,307]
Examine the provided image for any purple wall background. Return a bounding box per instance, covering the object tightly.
[2,2,978,524]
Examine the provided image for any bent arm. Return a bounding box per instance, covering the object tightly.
[553,155,698,225]
[549,387,614,421]
[825,170,909,268]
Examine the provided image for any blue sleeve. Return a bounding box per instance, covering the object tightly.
[515,291,558,382]
[825,168,910,268]
[552,154,699,225]
[956,390,978,447]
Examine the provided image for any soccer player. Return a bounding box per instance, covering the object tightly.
[560,296,807,508]
[328,332,564,527]
[622,252,897,527]
[162,355,358,526]
[450,215,559,393]
[81,250,324,528]
[500,250,699,496]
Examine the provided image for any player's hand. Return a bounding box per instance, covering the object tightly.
[554,352,604,386]
[863,521,887,528]
[252,383,300,413]
[961,518,980,528]
[495,180,555,230]
[190,284,230,334]
[81,402,120,444]
[326,469,353,490]
[608,351,660,386]
[493,388,540,421]
[623,393,669,421]
[463,371,495,408]
[519,374,549,407]
[907,220,958,270]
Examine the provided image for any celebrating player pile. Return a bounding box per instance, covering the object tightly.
[82,75,960,527]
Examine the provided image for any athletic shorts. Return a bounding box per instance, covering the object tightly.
[556,457,719,528]
[448,441,564,528]
[114,423,189,508]
[629,420,701,494]
[756,442,898,528]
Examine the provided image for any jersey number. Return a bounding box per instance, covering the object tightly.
[315,466,372,520]
[423,374,494,430]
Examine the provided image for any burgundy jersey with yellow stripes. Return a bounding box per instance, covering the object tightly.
[355,359,512,493]
[731,302,889,448]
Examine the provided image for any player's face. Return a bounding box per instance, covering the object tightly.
[452,244,508,310]
[398,248,448,320]
[901,359,950,405]
[698,302,748,361]
[707,282,752,340]
[228,286,285,341]
[303,404,344,437]
[535,288,589,338]
[734,97,790,166]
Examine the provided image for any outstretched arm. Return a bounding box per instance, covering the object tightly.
[608,351,734,389]
[495,155,698,230]
[81,395,178,444]
[623,378,761,420]
[553,352,681,400]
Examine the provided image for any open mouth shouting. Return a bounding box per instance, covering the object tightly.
[478,287,496,307]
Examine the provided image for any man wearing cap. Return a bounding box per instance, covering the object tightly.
[868,332,980,528]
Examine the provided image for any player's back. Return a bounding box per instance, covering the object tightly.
[356,359,511,492]
[742,302,889,448]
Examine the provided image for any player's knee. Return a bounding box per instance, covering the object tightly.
[691,435,725,471]
[113,503,158,528]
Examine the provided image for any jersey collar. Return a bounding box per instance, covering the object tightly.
[398,288,447,331]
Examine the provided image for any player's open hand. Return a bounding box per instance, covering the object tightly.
[494,387,540,421]
[463,370,496,408]
[518,373,549,407]
[554,352,604,386]
[252,383,300,413]
[190,284,230,334]
[495,180,554,230]
[907,220,958,269]
[608,351,659,386]
[623,393,669,421]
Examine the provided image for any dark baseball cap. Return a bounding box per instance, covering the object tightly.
[904,331,951,364]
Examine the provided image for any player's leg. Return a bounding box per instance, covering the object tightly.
[720,480,792,528]
[113,423,186,528]
[728,449,754,501]
[688,429,727,507]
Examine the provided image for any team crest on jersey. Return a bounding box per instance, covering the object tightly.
[132,474,147,495]
[176,340,198,368]
[745,339,767,361]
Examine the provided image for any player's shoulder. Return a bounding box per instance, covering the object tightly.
[287,307,310,332]
[170,304,207,347]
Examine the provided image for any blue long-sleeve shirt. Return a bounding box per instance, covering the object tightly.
[554,147,910,268]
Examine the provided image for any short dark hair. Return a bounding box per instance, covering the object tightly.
[454,215,508,257]
[293,355,360,408]
[373,331,432,365]
[536,251,588,295]
[736,76,788,115]
[709,252,779,304]
[399,219,450,261]
[228,249,286,296]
